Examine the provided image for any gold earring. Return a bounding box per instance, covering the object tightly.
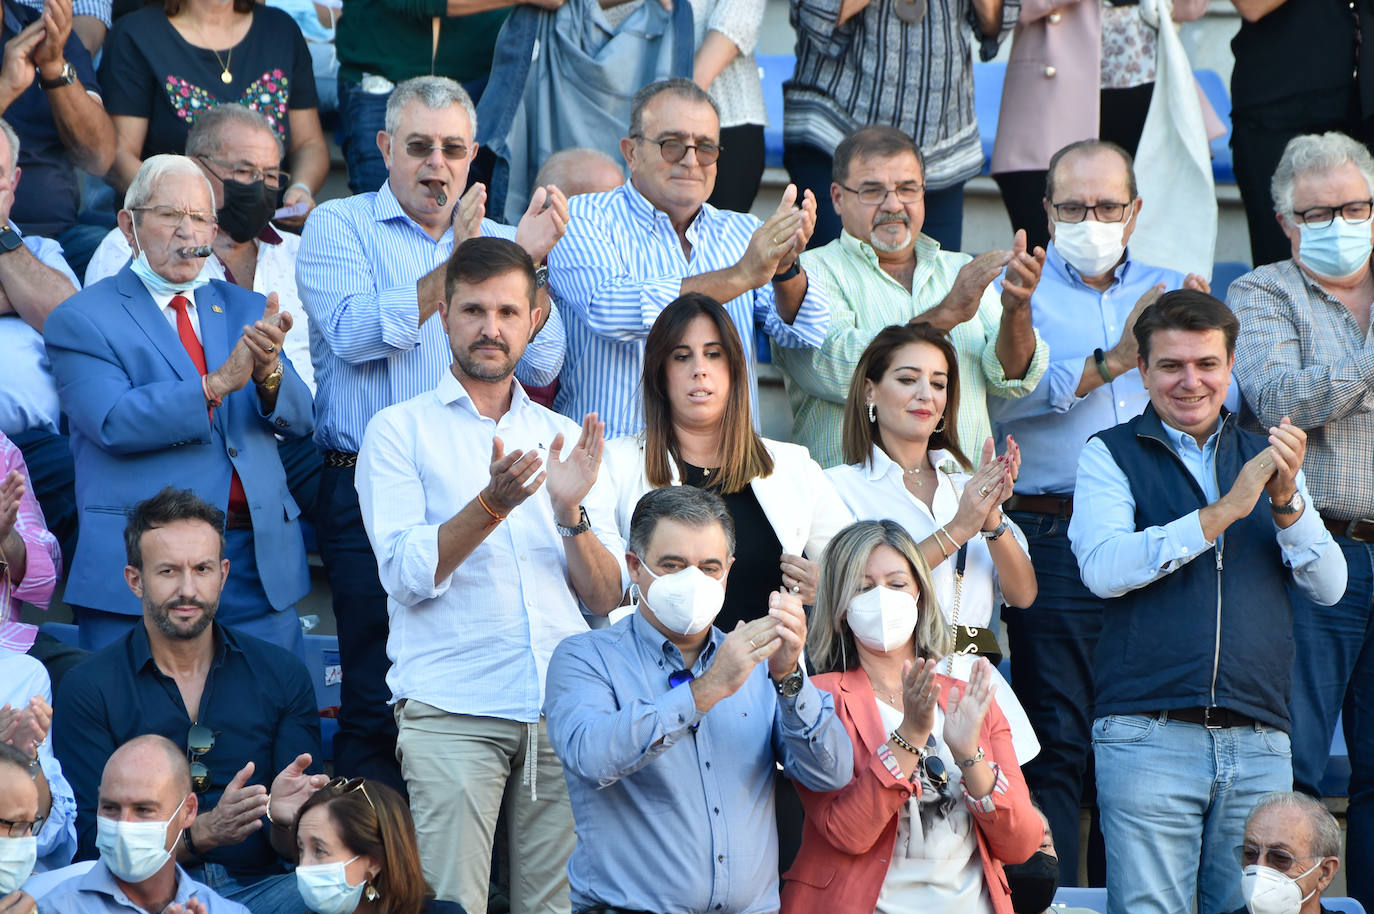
[364,884,380,902]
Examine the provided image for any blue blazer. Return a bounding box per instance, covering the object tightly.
[43,266,313,616]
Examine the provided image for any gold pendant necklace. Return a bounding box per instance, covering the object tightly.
[213,45,233,84]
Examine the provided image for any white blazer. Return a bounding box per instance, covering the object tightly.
[601,434,854,558]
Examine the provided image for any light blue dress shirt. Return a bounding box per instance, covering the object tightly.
[545,180,831,437]
[1068,414,1347,604]
[544,610,854,914]
[0,232,80,437]
[0,650,76,871]
[37,860,249,914]
[295,181,563,453]
[991,244,1213,495]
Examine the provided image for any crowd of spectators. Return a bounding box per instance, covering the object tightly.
[0,2,1371,914]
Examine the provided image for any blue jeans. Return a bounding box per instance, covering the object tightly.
[1093,713,1292,914]
[1004,509,1103,886]
[1288,537,1374,906]
[337,77,390,195]
[186,863,308,914]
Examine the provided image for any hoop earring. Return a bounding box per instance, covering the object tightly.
[934,415,946,434]
[867,402,876,424]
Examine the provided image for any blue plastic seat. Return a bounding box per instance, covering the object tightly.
[38,621,80,647]
[1325,898,1368,914]
[1194,68,1234,186]
[758,53,793,170]
[302,632,342,761]
[1053,886,1107,912]
[1211,260,1252,300]
[973,61,1007,176]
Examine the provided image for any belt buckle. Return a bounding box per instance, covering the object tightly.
[1203,707,1224,729]
[1348,518,1374,542]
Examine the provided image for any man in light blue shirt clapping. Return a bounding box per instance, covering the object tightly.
[544,485,853,914]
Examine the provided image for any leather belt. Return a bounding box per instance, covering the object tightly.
[1158,707,1257,730]
[323,450,358,468]
[1321,514,1374,544]
[1005,493,1074,517]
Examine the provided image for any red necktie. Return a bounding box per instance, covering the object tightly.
[170,295,248,513]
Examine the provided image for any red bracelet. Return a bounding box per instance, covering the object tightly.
[476,492,507,522]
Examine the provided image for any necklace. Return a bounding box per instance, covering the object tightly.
[904,464,925,487]
[187,16,235,83]
[868,677,903,706]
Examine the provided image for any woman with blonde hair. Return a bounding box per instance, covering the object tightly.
[782,520,1039,914]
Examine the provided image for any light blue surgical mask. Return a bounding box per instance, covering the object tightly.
[1298,216,1373,279]
[96,793,186,884]
[127,219,215,296]
[0,835,36,894]
[295,856,366,914]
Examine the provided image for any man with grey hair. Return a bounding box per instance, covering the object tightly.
[1222,792,1342,914]
[546,76,832,438]
[1230,129,1374,912]
[42,153,313,654]
[297,74,569,793]
[544,484,852,914]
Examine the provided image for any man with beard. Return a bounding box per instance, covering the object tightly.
[772,124,1049,469]
[52,488,329,914]
[356,237,627,913]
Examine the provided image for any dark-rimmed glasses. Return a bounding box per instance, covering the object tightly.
[1234,844,1321,874]
[1049,201,1131,224]
[0,814,45,837]
[1291,200,1374,228]
[632,135,722,167]
[403,141,469,161]
[130,206,217,231]
[195,154,290,190]
[837,182,925,206]
[187,724,215,794]
[323,776,379,815]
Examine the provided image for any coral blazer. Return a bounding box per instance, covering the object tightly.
[781,667,1040,914]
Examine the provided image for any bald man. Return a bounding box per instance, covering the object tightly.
[39,736,247,914]
[0,743,40,914]
[534,148,624,199]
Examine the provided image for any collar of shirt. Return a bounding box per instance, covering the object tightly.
[1045,241,1136,289]
[836,228,947,296]
[131,620,232,679]
[1159,412,1226,502]
[78,859,202,907]
[433,367,534,422]
[629,604,720,675]
[374,180,455,243]
[620,176,712,244]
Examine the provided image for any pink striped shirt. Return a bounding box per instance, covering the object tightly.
[0,432,62,652]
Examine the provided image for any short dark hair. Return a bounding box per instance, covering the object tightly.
[124,487,226,569]
[1133,289,1240,365]
[833,125,925,186]
[627,486,736,559]
[443,236,536,306]
[628,78,720,138]
[0,741,30,776]
[1044,139,1138,201]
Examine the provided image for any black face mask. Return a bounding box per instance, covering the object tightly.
[217,178,275,244]
[1004,851,1060,914]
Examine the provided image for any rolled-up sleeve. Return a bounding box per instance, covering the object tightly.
[773,672,853,792]
[1275,470,1347,606]
[2,437,60,609]
[978,289,1048,400]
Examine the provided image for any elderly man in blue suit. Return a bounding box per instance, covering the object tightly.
[43,154,313,654]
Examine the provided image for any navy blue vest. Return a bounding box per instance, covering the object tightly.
[1092,405,1294,730]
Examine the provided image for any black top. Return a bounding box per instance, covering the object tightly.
[1230,0,1374,127]
[99,5,317,159]
[681,464,785,634]
[53,622,323,878]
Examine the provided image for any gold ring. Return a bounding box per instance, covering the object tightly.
[265,344,275,353]
[748,639,756,649]
[979,485,991,497]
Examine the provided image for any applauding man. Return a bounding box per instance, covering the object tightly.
[544,485,853,914]
[357,236,627,914]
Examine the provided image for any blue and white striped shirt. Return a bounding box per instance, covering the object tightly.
[545,180,832,438]
[295,181,564,452]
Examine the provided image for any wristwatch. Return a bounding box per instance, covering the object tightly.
[255,362,284,392]
[772,260,802,283]
[0,224,22,254]
[1271,491,1304,515]
[534,264,549,290]
[38,61,76,90]
[555,505,592,537]
[773,667,804,698]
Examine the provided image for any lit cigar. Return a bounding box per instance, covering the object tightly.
[178,245,213,258]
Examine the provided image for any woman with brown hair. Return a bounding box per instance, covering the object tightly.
[602,292,852,631]
[294,777,463,914]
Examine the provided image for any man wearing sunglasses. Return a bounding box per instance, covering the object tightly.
[1230,131,1374,914]
[543,485,852,914]
[546,76,832,439]
[297,74,568,796]
[1224,792,1341,914]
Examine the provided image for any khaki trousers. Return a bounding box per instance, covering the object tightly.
[395,701,574,913]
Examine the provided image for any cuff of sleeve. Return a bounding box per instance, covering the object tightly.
[397,524,448,601]
[378,285,424,351]
[638,278,688,331]
[1045,360,1085,413]
[1170,511,1213,562]
[1275,497,1329,563]
[982,329,1048,393]
[662,676,705,733]
[778,673,824,730]
[961,762,1009,814]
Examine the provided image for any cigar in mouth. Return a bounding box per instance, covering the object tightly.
[422,179,447,207]
[178,245,214,258]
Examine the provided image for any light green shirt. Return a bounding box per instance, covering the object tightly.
[774,231,1048,468]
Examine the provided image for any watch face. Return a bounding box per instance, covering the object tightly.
[778,672,803,697]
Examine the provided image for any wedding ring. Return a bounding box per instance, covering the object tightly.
[979,485,991,497]
[748,639,756,649]
[264,343,275,353]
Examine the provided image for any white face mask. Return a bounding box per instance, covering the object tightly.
[638,561,726,636]
[1053,212,1132,277]
[1241,862,1322,914]
[0,835,36,894]
[296,856,366,914]
[96,794,186,884]
[846,586,920,653]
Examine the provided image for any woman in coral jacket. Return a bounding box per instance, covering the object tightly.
[781,519,1040,914]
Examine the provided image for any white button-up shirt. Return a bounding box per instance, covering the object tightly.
[356,370,629,722]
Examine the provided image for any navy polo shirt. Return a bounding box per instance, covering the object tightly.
[2,0,100,236]
[53,621,322,879]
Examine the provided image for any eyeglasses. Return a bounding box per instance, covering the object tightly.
[837,182,925,206]
[1291,199,1374,228]
[632,135,723,167]
[130,205,217,230]
[918,734,947,789]
[0,814,45,838]
[196,154,289,190]
[322,776,379,815]
[403,141,470,161]
[187,724,215,794]
[1049,201,1132,224]
[1234,844,1322,874]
